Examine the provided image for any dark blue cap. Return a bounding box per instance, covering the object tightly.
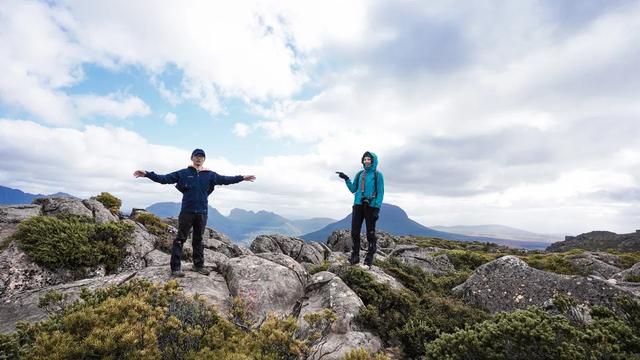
[191,148,206,157]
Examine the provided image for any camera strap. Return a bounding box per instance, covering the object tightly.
[356,170,378,199]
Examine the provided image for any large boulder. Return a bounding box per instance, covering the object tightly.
[613,262,640,282]
[251,234,324,264]
[326,230,396,253]
[0,205,42,252]
[568,252,622,279]
[223,255,306,320]
[298,271,382,360]
[0,242,104,300]
[116,220,156,273]
[390,245,454,276]
[82,199,117,224]
[453,255,638,314]
[34,197,93,218]
[0,265,232,334]
[0,204,41,224]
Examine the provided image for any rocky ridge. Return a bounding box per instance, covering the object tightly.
[1,197,640,359]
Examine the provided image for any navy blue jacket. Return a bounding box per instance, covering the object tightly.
[146,167,244,214]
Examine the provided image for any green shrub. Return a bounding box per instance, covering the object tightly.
[521,252,586,276]
[377,257,469,296]
[337,264,487,358]
[94,192,122,215]
[440,249,500,271]
[12,215,133,273]
[0,280,350,360]
[133,212,169,237]
[424,306,640,360]
[614,252,640,269]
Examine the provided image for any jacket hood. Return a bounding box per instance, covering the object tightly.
[361,151,378,172]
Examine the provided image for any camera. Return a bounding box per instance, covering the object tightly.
[362,197,371,206]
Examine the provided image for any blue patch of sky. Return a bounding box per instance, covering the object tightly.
[64,63,315,164]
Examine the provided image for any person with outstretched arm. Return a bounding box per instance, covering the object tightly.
[134,148,256,277]
[336,151,384,267]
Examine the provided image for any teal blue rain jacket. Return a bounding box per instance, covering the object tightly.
[344,151,384,208]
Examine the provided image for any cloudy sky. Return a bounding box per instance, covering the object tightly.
[1,0,639,235]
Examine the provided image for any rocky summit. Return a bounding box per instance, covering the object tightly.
[1,196,640,359]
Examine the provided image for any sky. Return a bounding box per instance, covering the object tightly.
[1,0,640,235]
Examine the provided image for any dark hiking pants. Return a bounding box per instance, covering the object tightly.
[350,204,378,265]
[170,211,207,271]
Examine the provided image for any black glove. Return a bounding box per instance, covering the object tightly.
[372,207,380,220]
[336,171,349,180]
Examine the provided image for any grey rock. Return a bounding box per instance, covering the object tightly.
[299,271,382,360]
[204,249,230,270]
[83,199,117,224]
[144,249,171,267]
[453,255,638,314]
[326,252,349,266]
[390,245,454,275]
[542,298,592,325]
[568,252,622,279]
[326,230,396,253]
[34,197,93,218]
[367,266,406,291]
[0,265,231,333]
[613,262,640,282]
[223,255,306,320]
[116,221,155,273]
[251,234,324,264]
[0,241,104,300]
[308,332,382,360]
[0,204,41,223]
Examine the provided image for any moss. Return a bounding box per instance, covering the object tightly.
[94,192,122,215]
[12,215,133,273]
[627,275,640,283]
[440,249,501,271]
[0,236,13,253]
[308,260,331,275]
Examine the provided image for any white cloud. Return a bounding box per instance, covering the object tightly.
[233,123,252,137]
[2,1,640,236]
[0,0,371,121]
[74,93,151,119]
[163,112,177,126]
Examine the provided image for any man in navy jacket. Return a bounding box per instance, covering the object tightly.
[134,148,255,277]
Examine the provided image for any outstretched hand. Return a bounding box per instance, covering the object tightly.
[243,175,256,182]
[133,170,147,178]
[336,172,349,180]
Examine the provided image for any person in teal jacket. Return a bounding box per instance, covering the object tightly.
[337,151,384,266]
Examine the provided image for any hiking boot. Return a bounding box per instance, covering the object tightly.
[192,267,210,276]
[171,270,185,277]
[349,257,360,265]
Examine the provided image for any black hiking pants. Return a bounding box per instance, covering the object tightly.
[350,204,379,265]
[170,211,207,271]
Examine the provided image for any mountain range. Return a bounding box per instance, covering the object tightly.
[301,204,553,249]
[0,185,556,249]
[0,185,74,204]
[145,202,335,244]
[432,224,562,245]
